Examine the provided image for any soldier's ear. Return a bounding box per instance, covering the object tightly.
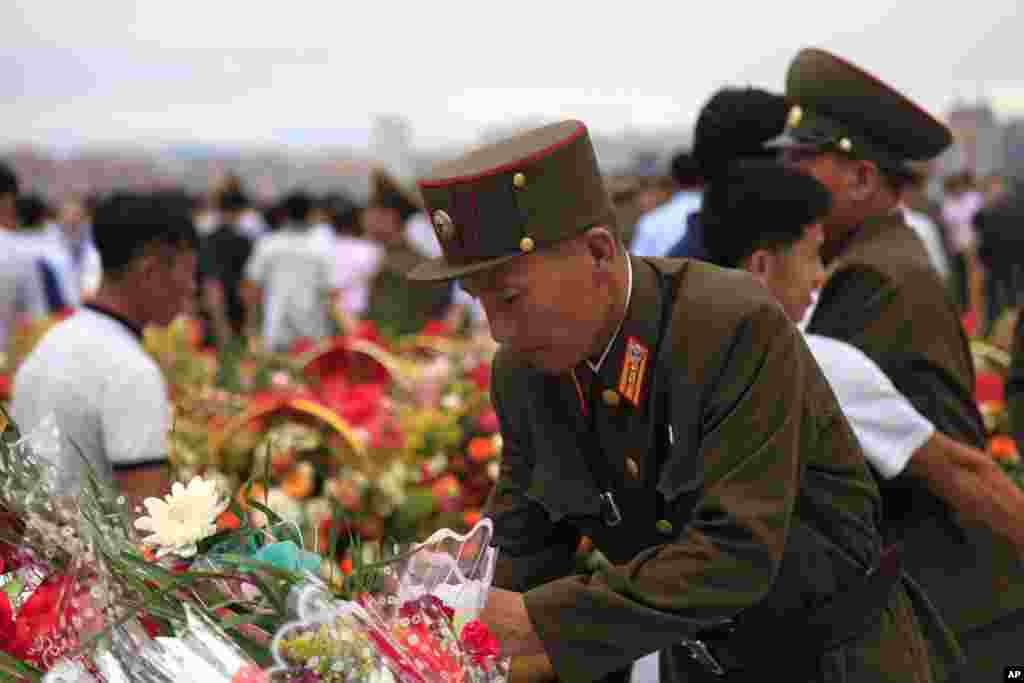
[847,159,882,201]
[745,249,773,281]
[583,226,618,269]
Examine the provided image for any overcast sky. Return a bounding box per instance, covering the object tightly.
[3,0,1023,151]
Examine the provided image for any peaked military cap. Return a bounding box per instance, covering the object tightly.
[773,48,953,173]
[408,120,616,281]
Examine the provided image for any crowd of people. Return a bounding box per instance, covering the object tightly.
[4,45,1024,683]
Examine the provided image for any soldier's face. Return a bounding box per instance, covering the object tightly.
[782,150,861,250]
[461,243,610,373]
[756,224,826,324]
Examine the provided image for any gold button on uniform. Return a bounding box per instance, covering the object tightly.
[512,172,527,188]
[625,458,640,479]
[656,519,674,536]
[519,236,535,252]
[602,389,620,407]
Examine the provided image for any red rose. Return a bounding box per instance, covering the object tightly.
[476,410,500,434]
[470,363,491,391]
[461,618,502,662]
[351,321,383,346]
[289,337,317,356]
[420,320,452,338]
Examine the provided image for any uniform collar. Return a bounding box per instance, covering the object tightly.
[587,254,633,374]
[591,255,664,405]
[824,209,907,264]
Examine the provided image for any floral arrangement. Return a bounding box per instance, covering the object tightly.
[968,321,1023,484]
[267,520,507,683]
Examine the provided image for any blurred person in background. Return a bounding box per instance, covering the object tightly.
[0,163,47,353]
[196,172,268,240]
[974,172,1023,336]
[941,171,984,316]
[666,86,792,263]
[362,170,456,338]
[323,191,382,329]
[16,193,69,314]
[628,152,703,257]
[241,190,340,352]
[899,165,951,283]
[198,186,255,346]
[56,196,104,302]
[11,193,197,503]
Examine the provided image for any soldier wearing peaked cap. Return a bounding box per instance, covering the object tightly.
[409,120,960,682]
[776,47,1024,681]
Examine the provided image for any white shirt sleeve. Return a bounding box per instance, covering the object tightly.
[244,237,270,284]
[100,359,170,467]
[404,213,443,259]
[804,333,935,479]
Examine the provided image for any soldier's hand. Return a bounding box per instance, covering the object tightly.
[480,587,546,658]
[510,654,558,683]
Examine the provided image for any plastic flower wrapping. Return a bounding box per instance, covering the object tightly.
[0,411,146,681]
[0,314,512,681]
[266,518,508,683]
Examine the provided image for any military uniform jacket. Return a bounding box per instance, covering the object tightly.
[364,241,452,339]
[806,211,1024,636]
[487,256,954,683]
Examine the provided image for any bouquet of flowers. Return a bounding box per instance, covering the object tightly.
[269,519,507,683]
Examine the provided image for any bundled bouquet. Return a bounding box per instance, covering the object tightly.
[269,520,507,683]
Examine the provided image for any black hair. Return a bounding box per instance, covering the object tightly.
[282,191,313,224]
[92,193,199,276]
[669,152,703,188]
[16,194,49,228]
[218,187,250,213]
[703,161,832,269]
[693,87,790,184]
[324,191,362,237]
[0,162,18,197]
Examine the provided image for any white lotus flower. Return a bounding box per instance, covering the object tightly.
[134,477,230,559]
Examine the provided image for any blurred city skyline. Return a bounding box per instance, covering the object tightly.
[4,0,1023,151]
[4,0,1024,200]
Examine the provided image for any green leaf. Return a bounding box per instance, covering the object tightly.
[246,500,283,531]
[0,650,42,682]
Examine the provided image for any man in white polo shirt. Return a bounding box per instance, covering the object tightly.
[12,193,198,502]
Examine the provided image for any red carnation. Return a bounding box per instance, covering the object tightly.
[470,363,491,391]
[461,618,501,663]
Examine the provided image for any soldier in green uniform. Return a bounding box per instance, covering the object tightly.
[362,170,454,339]
[774,47,1024,681]
[407,120,960,682]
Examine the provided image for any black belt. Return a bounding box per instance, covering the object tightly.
[681,545,903,677]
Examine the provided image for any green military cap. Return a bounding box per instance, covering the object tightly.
[773,47,953,174]
[408,120,616,282]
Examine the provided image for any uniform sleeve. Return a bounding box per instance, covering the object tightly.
[805,334,934,479]
[101,359,170,469]
[485,354,581,593]
[808,264,984,448]
[522,305,815,682]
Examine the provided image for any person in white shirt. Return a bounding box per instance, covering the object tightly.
[628,152,703,258]
[12,193,197,504]
[703,160,1024,550]
[0,164,48,352]
[242,192,340,352]
[320,193,383,321]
